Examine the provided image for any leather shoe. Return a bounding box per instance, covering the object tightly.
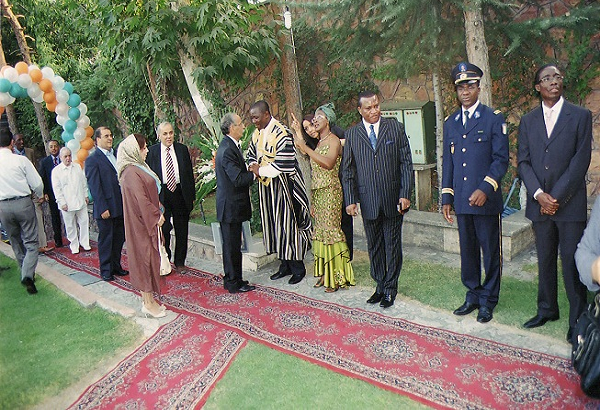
[523,314,559,329]
[453,302,480,316]
[367,291,383,304]
[288,274,305,285]
[229,284,256,294]
[38,246,54,253]
[270,270,292,280]
[477,306,493,323]
[380,294,394,308]
[21,277,37,294]
[101,275,115,282]
[113,269,129,277]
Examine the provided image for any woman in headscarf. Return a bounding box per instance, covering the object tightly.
[117,134,167,318]
[291,103,355,292]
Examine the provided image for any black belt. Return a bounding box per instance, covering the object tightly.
[0,195,28,202]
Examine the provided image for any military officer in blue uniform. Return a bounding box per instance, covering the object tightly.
[442,62,509,323]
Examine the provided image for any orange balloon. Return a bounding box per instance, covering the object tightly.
[43,91,56,104]
[80,137,94,150]
[73,159,83,169]
[76,149,89,162]
[0,106,4,116]
[46,100,57,112]
[39,79,53,93]
[85,126,94,139]
[29,68,43,83]
[15,62,29,74]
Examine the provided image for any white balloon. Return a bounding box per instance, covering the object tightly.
[74,127,86,141]
[56,115,68,126]
[52,76,65,91]
[77,115,90,129]
[32,94,44,103]
[17,73,33,89]
[7,95,15,105]
[77,102,88,116]
[0,92,12,106]
[55,102,69,116]
[56,90,69,104]
[28,64,40,73]
[41,66,55,80]
[66,139,81,152]
[4,67,18,83]
[27,84,42,99]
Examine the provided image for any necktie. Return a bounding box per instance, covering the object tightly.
[369,124,377,150]
[463,110,470,127]
[53,156,59,166]
[165,146,177,192]
[545,109,555,137]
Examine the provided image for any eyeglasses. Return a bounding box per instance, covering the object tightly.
[539,74,563,84]
[313,115,327,121]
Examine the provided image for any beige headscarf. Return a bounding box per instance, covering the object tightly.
[116,134,162,192]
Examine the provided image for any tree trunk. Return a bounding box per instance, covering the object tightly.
[1,0,51,151]
[432,69,445,212]
[463,0,492,107]
[276,5,312,202]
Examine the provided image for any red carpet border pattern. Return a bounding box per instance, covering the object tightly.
[68,315,246,410]
[46,246,599,409]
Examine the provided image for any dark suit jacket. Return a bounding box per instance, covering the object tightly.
[146,142,195,212]
[442,104,509,215]
[215,136,254,223]
[84,148,124,220]
[517,100,592,222]
[341,117,413,220]
[39,155,60,202]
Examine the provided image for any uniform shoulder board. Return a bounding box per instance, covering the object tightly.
[494,109,502,115]
[444,115,449,121]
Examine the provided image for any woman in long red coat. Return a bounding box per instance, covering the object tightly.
[116,134,167,318]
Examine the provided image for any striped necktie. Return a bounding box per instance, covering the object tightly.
[369,125,377,149]
[165,146,177,192]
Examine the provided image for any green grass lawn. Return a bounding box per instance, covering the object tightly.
[0,254,143,409]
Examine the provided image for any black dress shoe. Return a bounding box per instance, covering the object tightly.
[523,314,559,329]
[229,284,256,294]
[380,294,394,308]
[270,271,291,280]
[21,277,37,294]
[453,302,480,316]
[113,269,129,276]
[367,291,383,304]
[288,274,305,285]
[477,306,493,323]
[101,275,115,282]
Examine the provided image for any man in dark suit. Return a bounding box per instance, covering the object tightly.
[39,139,64,247]
[215,113,256,293]
[442,62,509,324]
[85,126,128,282]
[341,90,413,308]
[518,63,592,344]
[146,122,195,272]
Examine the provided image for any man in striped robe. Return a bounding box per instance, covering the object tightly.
[247,100,312,285]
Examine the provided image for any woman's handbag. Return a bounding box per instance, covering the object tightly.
[158,226,172,276]
[572,292,600,398]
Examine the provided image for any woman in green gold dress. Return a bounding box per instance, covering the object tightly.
[291,104,354,292]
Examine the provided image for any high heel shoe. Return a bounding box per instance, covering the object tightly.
[141,304,167,318]
[314,277,324,288]
[324,286,339,293]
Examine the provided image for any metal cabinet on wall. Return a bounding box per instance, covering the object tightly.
[380,100,436,165]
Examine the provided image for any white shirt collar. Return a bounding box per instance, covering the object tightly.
[542,96,564,116]
[463,100,481,118]
[362,118,381,136]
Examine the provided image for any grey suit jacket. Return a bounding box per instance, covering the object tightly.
[517,99,592,222]
[341,117,413,220]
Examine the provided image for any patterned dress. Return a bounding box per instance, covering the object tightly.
[311,145,355,289]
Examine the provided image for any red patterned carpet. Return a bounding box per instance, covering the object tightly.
[46,245,598,409]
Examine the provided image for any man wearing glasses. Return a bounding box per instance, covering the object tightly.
[518,64,592,345]
[441,62,509,324]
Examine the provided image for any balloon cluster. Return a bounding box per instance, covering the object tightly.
[0,62,94,167]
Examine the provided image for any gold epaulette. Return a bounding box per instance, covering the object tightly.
[494,110,502,115]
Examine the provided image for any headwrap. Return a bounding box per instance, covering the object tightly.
[116,134,162,192]
[316,102,336,126]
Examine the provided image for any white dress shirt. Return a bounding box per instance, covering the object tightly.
[363,118,381,139]
[51,163,89,211]
[161,143,181,184]
[0,147,43,200]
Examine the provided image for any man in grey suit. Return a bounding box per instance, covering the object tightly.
[518,63,592,345]
[341,90,413,308]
